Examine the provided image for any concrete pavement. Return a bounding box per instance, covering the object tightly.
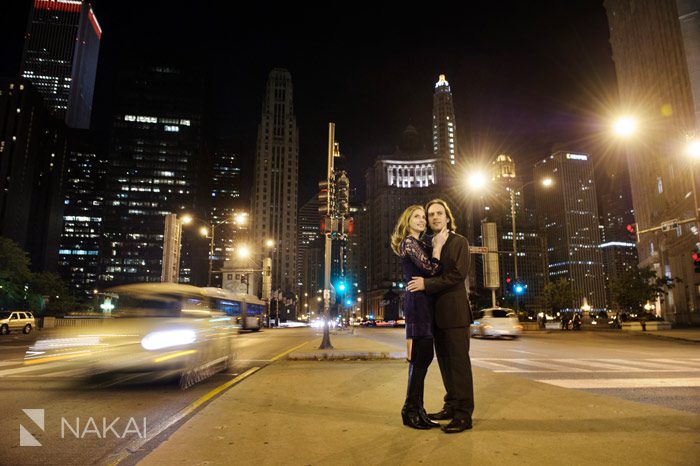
[137,331,700,466]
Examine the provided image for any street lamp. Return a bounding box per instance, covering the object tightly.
[182,212,246,287]
[613,116,638,138]
[468,172,553,310]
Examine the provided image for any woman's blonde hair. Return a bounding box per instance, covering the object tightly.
[390,205,425,255]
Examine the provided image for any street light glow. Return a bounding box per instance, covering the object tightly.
[687,139,700,159]
[199,226,209,237]
[237,245,251,258]
[265,239,275,248]
[541,177,553,187]
[613,116,637,137]
[181,215,193,224]
[234,212,248,225]
[467,172,487,190]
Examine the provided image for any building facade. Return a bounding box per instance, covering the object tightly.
[604,0,700,322]
[364,126,456,319]
[20,0,101,129]
[0,79,67,272]
[58,129,106,299]
[534,151,607,310]
[251,68,299,294]
[99,64,203,287]
[432,74,457,165]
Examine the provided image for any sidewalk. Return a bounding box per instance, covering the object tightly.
[137,332,700,466]
[638,327,700,343]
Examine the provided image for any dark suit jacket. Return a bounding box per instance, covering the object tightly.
[423,232,472,329]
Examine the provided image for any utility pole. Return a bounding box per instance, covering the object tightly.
[319,123,341,349]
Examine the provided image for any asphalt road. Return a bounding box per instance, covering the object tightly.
[0,327,315,466]
[355,327,700,414]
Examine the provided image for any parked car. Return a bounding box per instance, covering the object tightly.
[0,311,36,335]
[470,307,522,338]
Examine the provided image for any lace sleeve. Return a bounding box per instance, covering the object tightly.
[400,236,442,276]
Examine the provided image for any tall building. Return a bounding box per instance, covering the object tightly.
[432,74,458,165]
[479,154,547,310]
[208,140,243,285]
[20,0,101,129]
[251,68,299,294]
[604,0,700,323]
[99,64,203,287]
[534,151,606,310]
[0,79,67,272]
[58,130,106,299]
[297,195,323,300]
[364,126,456,319]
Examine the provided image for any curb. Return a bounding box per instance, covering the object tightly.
[288,351,405,361]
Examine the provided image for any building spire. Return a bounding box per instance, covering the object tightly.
[432,74,457,165]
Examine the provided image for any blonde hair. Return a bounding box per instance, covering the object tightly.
[425,198,457,232]
[390,205,425,256]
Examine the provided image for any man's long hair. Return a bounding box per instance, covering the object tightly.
[425,198,457,233]
[390,205,424,256]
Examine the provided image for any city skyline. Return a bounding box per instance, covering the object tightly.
[2,0,618,203]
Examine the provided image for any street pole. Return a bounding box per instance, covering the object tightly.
[320,123,337,349]
[208,223,215,287]
[509,188,520,311]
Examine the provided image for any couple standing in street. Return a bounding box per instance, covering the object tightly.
[390,199,474,433]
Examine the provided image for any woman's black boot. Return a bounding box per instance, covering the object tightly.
[419,407,440,428]
[401,407,431,429]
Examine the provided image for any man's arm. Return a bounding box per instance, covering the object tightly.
[423,236,469,295]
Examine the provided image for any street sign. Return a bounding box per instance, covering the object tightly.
[661,218,679,232]
[469,246,489,254]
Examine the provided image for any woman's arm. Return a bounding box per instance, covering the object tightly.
[402,237,442,277]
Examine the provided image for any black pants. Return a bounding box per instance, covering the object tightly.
[403,336,434,412]
[434,326,474,420]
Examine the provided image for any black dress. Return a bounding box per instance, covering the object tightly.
[399,235,442,421]
[399,235,441,338]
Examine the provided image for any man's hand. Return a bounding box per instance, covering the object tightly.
[406,276,425,292]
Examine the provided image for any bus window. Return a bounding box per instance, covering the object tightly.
[246,303,263,316]
[219,300,241,317]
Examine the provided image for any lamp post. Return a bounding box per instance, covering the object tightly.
[182,212,248,287]
[467,171,552,310]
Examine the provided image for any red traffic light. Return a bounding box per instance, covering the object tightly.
[626,224,635,233]
[505,277,512,284]
[693,252,700,262]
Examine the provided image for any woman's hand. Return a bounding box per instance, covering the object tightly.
[432,228,449,258]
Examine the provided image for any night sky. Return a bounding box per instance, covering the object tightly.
[1,1,620,205]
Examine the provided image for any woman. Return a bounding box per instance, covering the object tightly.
[390,205,447,429]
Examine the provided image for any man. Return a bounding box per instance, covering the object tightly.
[406,198,474,433]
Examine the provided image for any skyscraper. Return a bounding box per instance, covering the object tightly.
[534,151,606,309]
[297,194,323,299]
[481,154,547,310]
[99,63,203,287]
[0,79,67,272]
[58,130,106,299]
[20,0,101,129]
[604,0,700,323]
[432,74,457,165]
[251,68,299,294]
[364,126,455,319]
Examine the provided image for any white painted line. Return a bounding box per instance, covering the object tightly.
[605,358,699,371]
[508,359,590,372]
[557,359,642,372]
[472,359,528,372]
[652,358,700,368]
[508,350,538,355]
[537,377,700,389]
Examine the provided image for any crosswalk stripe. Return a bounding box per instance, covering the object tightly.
[506,359,590,372]
[473,358,700,373]
[537,378,700,389]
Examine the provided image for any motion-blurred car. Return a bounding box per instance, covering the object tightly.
[470,307,523,338]
[0,311,36,335]
[24,284,236,388]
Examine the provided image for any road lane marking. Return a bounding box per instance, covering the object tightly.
[270,340,312,362]
[508,359,590,372]
[537,377,700,389]
[105,366,260,466]
[472,358,700,373]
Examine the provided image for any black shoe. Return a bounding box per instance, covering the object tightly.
[401,410,432,430]
[441,418,473,433]
[419,408,440,428]
[428,408,455,421]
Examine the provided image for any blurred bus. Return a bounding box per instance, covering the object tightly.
[201,288,263,331]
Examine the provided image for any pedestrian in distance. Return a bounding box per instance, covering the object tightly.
[407,199,474,433]
[391,205,447,430]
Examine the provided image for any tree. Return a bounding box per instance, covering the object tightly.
[28,272,76,314]
[542,278,574,314]
[0,237,33,309]
[609,266,679,314]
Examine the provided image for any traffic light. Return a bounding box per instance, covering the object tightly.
[513,282,526,295]
[337,280,347,292]
[626,223,639,243]
[318,179,335,217]
[693,248,700,273]
[336,171,350,217]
